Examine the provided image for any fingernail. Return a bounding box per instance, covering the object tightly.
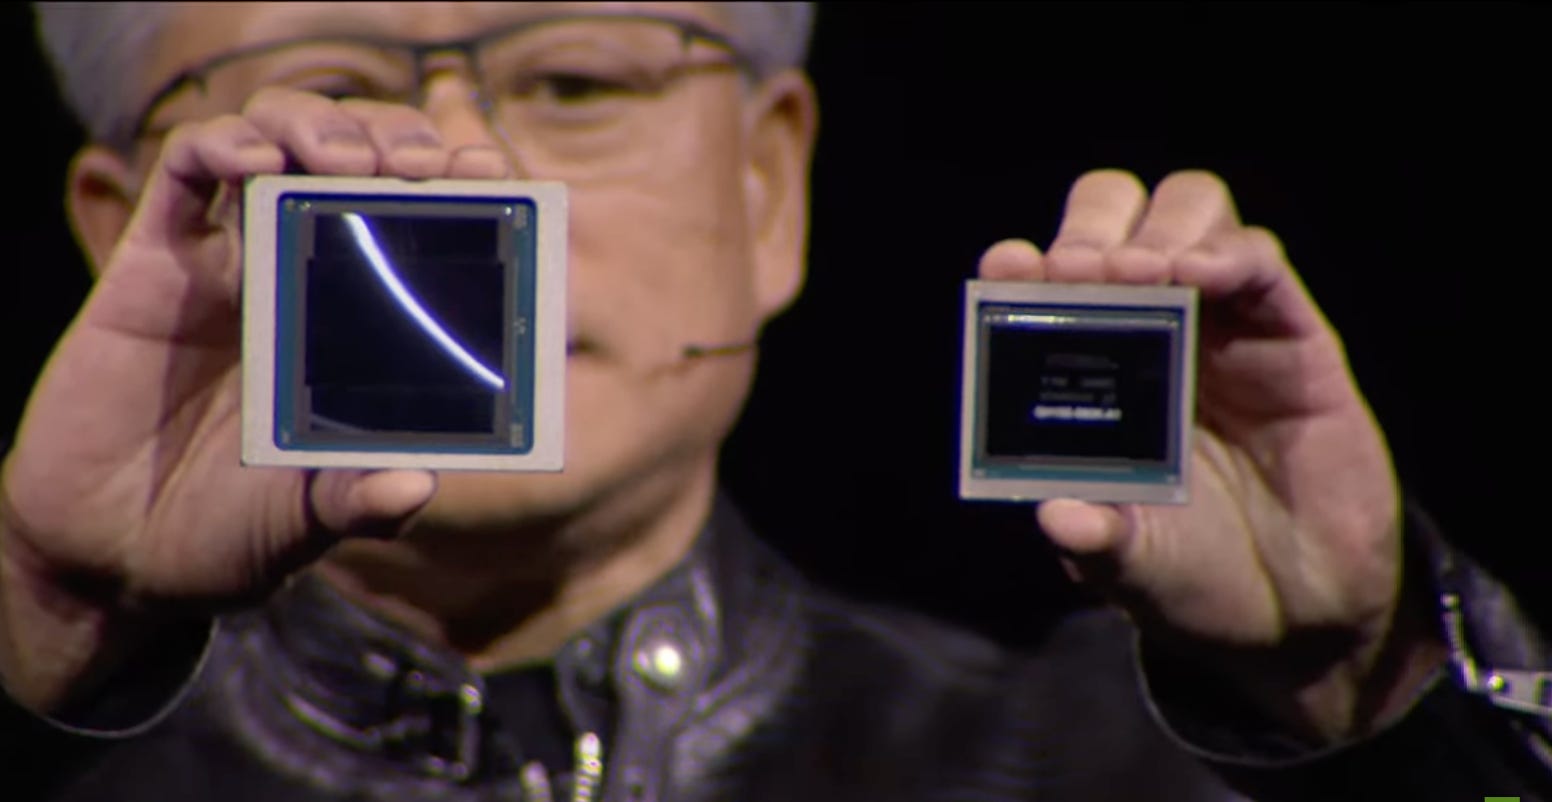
[315,124,370,148]
[1072,508,1114,544]
[1108,245,1169,282]
[1045,244,1105,276]
[453,144,504,158]
[391,129,443,150]
[451,144,515,177]
[395,470,437,507]
[1041,498,1114,546]
[1047,244,1103,262]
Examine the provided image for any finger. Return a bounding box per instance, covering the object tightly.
[977,238,1046,281]
[139,115,285,242]
[1038,498,1132,557]
[1175,226,1328,338]
[1108,170,1241,285]
[1037,498,1136,592]
[307,469,437,541]
[337,99,451,179]
[446,144,514,180]
[242,87,379,176]
[1046,170,1148,284]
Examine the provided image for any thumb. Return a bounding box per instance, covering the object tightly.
[307,469,437,540]
[1037,498,1136,588]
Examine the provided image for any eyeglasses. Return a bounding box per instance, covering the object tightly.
[124,13,754,184]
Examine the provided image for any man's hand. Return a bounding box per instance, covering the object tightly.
[979,169,1444,742]
[0,88,509,714]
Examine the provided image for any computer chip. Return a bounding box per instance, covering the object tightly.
[242,176,566,471]
[960,281,1196,504]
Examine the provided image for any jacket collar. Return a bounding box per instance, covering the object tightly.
[207,493,794,790]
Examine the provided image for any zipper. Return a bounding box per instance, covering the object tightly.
[521,760,555,802]
[572,732,604,802]
[518,732,605,802]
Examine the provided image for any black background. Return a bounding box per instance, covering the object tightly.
[5,3,1550,644]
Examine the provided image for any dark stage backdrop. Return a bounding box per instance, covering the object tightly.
[4,3,1548,645]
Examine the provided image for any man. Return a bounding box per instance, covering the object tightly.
[1,2,1545,800]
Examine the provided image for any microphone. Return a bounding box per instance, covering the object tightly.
[602,337,760,378]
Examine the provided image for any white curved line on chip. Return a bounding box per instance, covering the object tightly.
[341,212,505,390]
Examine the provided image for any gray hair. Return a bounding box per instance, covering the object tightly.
[33,1,816,148]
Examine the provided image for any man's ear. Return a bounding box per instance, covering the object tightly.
[742,69,818,321]
[65,145,140,277]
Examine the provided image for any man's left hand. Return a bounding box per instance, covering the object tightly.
[979,169,1445,742]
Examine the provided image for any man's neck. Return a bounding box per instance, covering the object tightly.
[310,460,719,673]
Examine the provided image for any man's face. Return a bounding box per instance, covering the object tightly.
[79,2,815,545]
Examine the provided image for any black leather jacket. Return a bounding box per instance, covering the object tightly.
[4,497,1550,801]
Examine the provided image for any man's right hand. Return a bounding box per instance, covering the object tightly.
[0,88,509,715]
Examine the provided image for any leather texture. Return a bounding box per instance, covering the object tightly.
[41,497,1246,801]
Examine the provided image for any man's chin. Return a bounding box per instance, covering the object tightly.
[413,470,595,537]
